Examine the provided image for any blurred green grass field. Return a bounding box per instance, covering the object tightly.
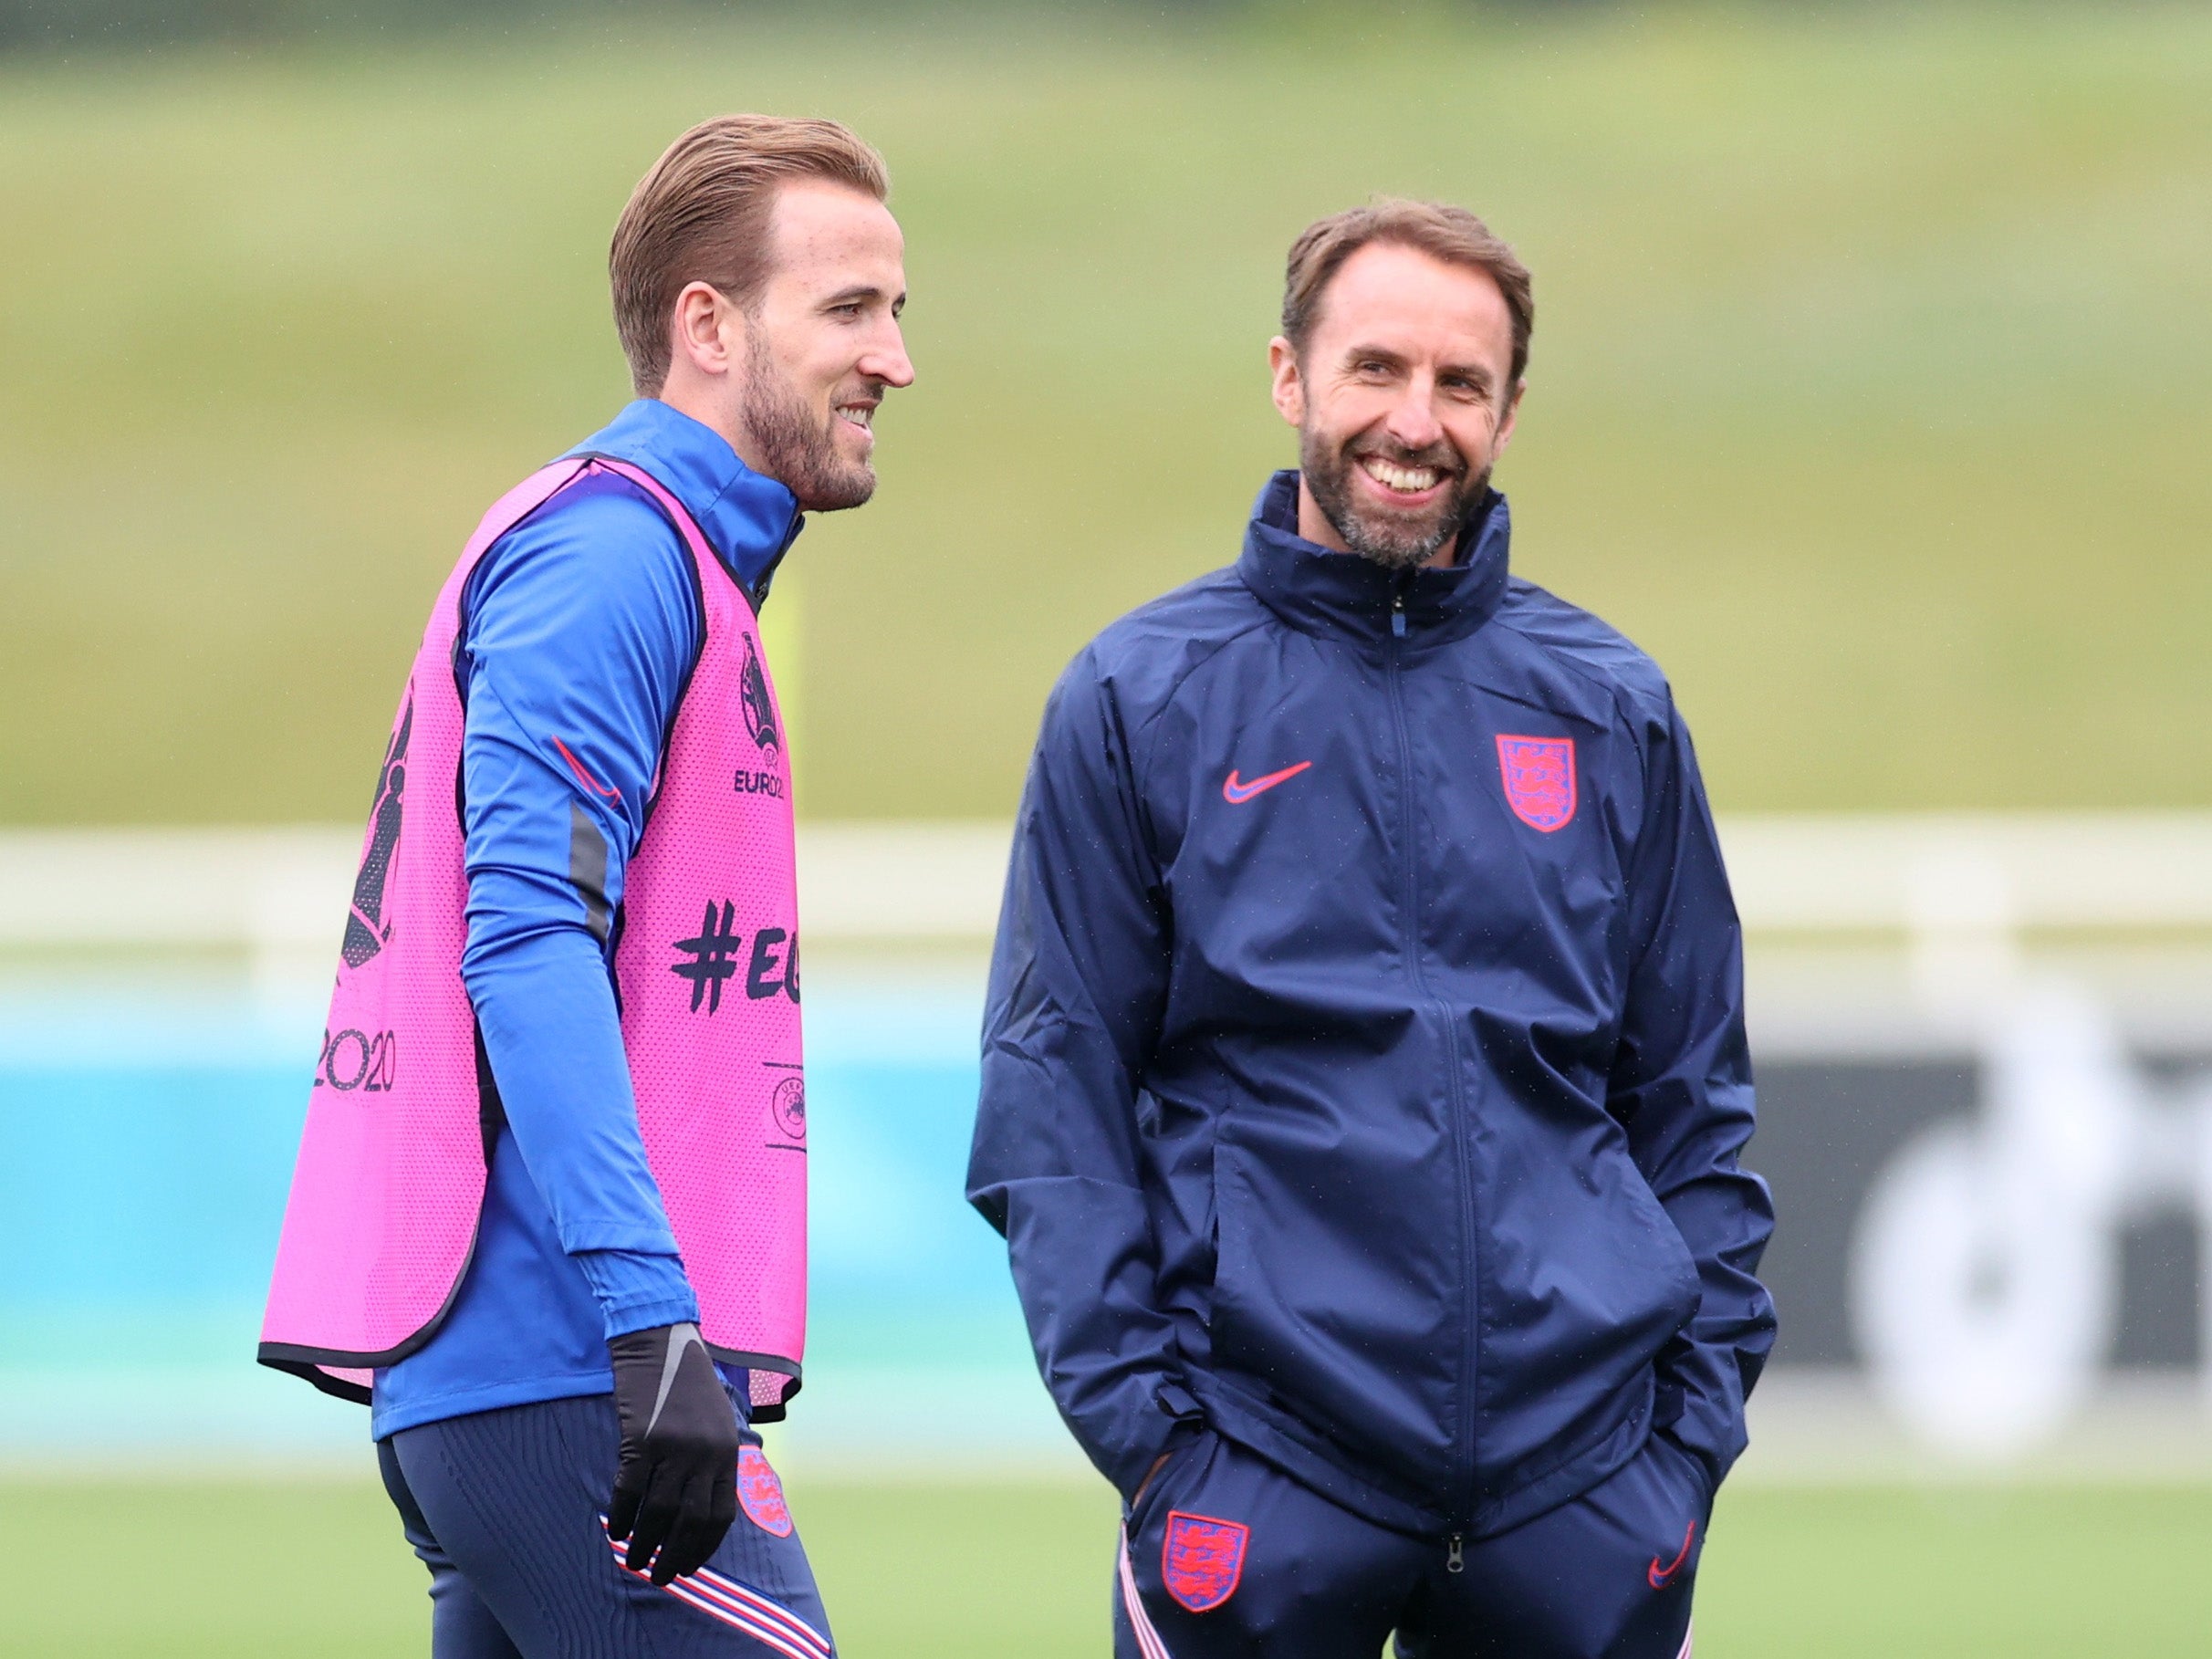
[4,1475,2208,1657]
[3,6,2210,825]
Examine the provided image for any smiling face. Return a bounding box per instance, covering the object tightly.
[664,180,913,512]
[737,182,913,510]
[1269,241,1523,569]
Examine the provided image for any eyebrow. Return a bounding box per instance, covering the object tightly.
[1342,342,1496,389]
[821,283,904,311]
[1342,342,1409,370]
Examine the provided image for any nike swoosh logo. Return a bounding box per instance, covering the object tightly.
[648,1323,708,1435]
[553,736,621,802]
[1223,761,1312,804]
[1647,1520,1696,1589]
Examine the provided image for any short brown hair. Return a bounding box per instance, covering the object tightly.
[610,114,890,394]
[1282,199,1534,390]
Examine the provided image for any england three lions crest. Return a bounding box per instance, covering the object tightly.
[1496,735,1577,832]
[1162,1511,1248,1612]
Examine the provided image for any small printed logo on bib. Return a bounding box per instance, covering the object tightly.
[740,635,779,754]
[770,1075,807,1141]
[341,691,412,968]
[737,1446,794,1537]
[1163,1510,1247,1612]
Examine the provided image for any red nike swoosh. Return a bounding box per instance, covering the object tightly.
[1223,762,1312,804]
[552,736,621,802]
[1647,1520,1696,1589]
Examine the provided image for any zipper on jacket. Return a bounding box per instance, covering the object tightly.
[1445,1533,1465,1574]
[1382,575,1482,1537]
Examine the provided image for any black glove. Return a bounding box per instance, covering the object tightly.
[605,1321,740,1584]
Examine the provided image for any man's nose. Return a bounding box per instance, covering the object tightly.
[864,321,915,390]
[1382,378,1443,450]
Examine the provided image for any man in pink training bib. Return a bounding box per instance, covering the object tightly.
[260,115,913,1658]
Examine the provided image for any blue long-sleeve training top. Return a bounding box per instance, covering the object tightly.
[370,399,800,1439]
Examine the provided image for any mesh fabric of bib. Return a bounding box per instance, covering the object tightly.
[258,456,807,1417]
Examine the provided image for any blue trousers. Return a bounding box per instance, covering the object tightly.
[1114,1429,1708,1659]
[377,1393,833,1659]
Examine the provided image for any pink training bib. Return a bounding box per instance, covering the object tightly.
[260,455,807,1417]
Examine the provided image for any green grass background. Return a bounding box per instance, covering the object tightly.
[3,5,2209,824]
[4,1476,2208,1657]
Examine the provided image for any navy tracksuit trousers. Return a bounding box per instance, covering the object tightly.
[1114,1429,1707,1659]
[377,1393,832,1659]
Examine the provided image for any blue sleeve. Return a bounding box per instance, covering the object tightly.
[966,650,1186,1498]
[458,476,704,1341]
[1609,696,1778,1488]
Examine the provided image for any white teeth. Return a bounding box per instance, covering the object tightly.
[1360,456,1439,494]
[838,405,872,429]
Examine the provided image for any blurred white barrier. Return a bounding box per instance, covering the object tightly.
[792,820,1012,940]
[0,821,1017,988]
[1719,811,2212,931]
[0,828,361,955]
[7,810,2211,956]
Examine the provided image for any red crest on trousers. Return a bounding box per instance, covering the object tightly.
[1496,735,1577,832]
[1162,1510,1248,1612]
[736,1445,794,1537]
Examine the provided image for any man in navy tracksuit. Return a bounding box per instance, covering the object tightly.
[968,201,1774,1657]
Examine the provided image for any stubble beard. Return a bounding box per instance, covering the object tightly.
[740,337,878,513]
[1300,423,1490,572]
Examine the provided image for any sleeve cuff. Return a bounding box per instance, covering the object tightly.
[596,1295,704,1341]
[572,1247,700,1341]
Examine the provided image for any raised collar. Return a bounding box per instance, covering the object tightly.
[565,399,804,601]
[1236,469,1511,653]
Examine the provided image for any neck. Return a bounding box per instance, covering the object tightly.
[1294,473,1352,555]
[654,380,763,478]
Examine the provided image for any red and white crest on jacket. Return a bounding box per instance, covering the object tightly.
[1496,735,1577,832]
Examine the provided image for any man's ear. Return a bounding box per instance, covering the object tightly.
[1268,336,1305,428]
[671,281,743,380]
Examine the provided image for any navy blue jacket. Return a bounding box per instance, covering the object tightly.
[968,472,1775,1540]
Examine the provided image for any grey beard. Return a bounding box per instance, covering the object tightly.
[1306,443,1492,571]
[740,340,877,513]
[1340,511,1465,571]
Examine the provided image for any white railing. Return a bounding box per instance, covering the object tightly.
[0,821,1017,990]
[6,812,2211,959]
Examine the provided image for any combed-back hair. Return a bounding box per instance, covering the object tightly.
[1282,199,1534,390]
[610,114,890,395]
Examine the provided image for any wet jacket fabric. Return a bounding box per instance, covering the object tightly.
[968,470,1776,1540]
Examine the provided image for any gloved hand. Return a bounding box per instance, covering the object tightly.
[605,1321,740,1584]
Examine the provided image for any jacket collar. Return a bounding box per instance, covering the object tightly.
[565,399,804,603]
[1237,469,1510,652]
